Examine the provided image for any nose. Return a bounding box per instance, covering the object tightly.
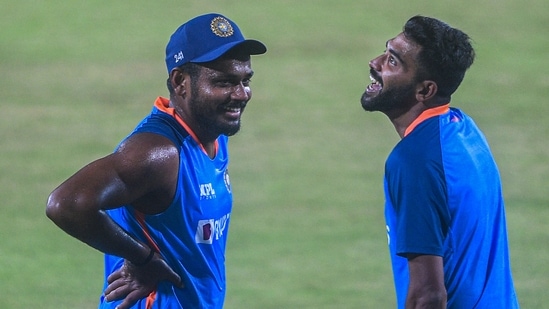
[369,54,385,72]
[232,82,250,101]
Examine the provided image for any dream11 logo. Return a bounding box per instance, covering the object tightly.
[195,213,231,244]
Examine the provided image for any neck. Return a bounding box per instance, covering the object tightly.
[170,103,219,158]
[388,103,451,139]
[201,142,217,159]
[182,120,219,159]
[386,103,428,139]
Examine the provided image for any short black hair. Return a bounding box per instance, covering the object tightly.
[166,62,202,94]
[403,16,475,97]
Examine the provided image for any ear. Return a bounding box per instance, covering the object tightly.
[415,80,437,103]
[169,68,189,98]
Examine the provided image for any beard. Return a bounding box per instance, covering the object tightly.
[215,116,241,137]
[188,92,243,137]
[361,82,417,113]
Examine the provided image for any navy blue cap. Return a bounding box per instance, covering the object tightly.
[165,13,267,73]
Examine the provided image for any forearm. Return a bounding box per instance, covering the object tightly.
[46,195,151,264]
[405,289,447,309]
[406,254,447,308]
[74,210,152,265]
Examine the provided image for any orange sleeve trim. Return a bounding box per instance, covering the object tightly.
[404,104,450,137]
[135,211,160,309]
[135,211,161,253]
[153,97,218,155]
[145,290,157,309]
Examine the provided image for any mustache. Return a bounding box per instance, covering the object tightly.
[223,100,248,109]
[370,69,382,85]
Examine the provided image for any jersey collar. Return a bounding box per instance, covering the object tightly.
[404,104,450,137]
[154,97,219,155]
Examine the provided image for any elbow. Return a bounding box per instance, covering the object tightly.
[46,188,107,246]
[46,189,84,230]
[45,190,66,225]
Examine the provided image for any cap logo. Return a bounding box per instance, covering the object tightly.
[210,17,234,37]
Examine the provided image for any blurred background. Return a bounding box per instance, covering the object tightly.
[1,0,548,307]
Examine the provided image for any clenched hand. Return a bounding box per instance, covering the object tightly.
[103,253,183,309]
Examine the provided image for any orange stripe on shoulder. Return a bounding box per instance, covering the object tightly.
[404,104,450,137]
[153,97,218,154]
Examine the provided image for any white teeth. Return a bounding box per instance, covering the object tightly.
[369,75,381,85]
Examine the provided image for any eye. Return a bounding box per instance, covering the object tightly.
[215,79,235,87]
[388,55,397,66]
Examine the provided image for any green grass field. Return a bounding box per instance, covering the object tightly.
[2,0,548,308]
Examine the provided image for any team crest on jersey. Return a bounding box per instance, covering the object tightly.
[224,169,231,193]
[210,16,234,37]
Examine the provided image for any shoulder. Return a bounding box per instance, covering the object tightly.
[386,120,445,190]
[112,132,180,213]
[115,132,179,168]
[134,108,190,147]
[390,117,443,165]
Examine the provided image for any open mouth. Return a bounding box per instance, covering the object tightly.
[222,105,243,119]
[366,74,383,94]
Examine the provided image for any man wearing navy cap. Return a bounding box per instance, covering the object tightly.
[46,13,266,309]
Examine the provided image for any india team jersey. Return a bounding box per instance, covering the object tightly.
[384,105,519,308]
[99,97,232,309]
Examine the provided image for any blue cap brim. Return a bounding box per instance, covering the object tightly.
[191,39,267,63]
